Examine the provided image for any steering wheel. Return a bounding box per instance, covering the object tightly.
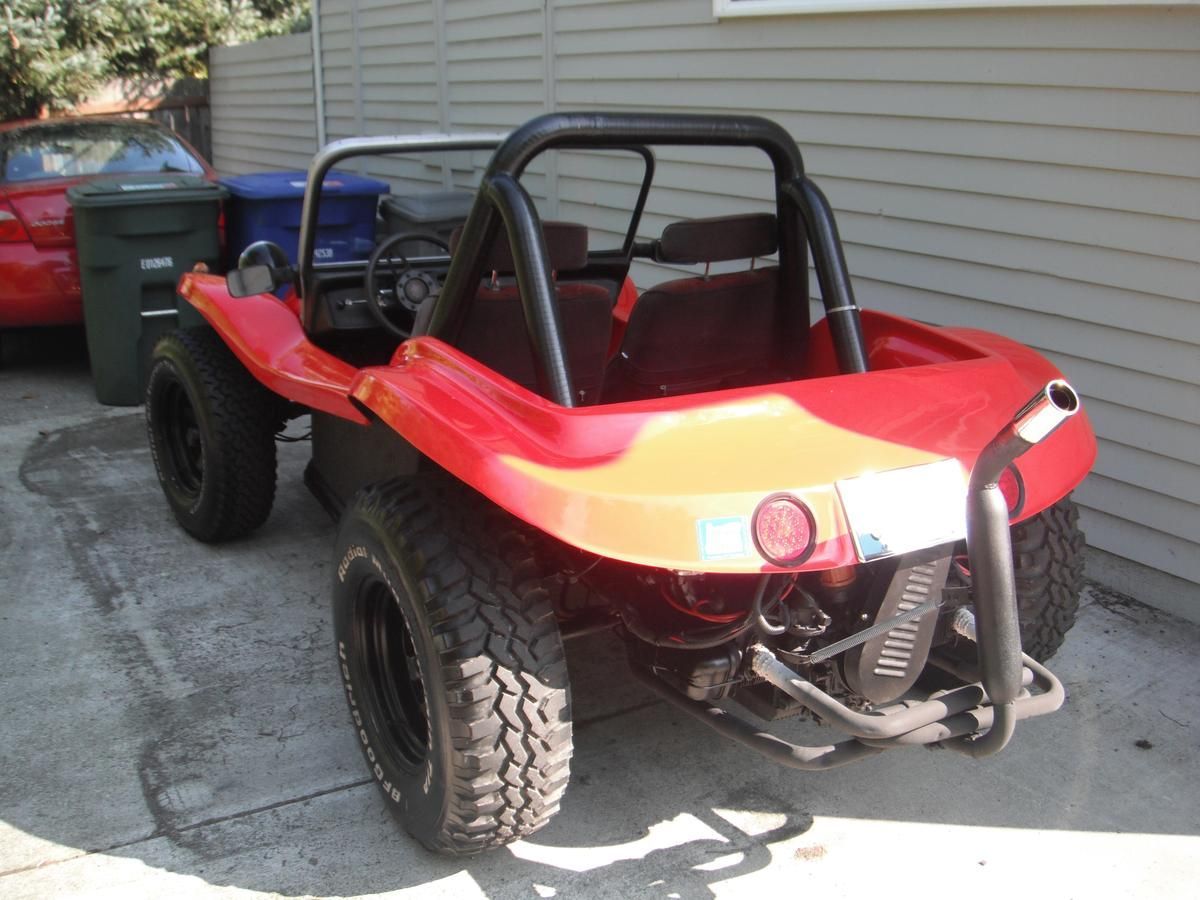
[364,232,451,339]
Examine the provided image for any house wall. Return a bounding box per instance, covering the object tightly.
[209,32,319,174]
[214,1,1200,591]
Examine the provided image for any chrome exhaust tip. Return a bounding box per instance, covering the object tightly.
[1011,379,1081,446]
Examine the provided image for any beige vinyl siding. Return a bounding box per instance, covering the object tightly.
[317,0,359,145]
[209,33,318,174]
[442,1,552,201]
[331,2,554,200]
[446,1,545,130]
[320,1,452,191]
[209,1,1200,589]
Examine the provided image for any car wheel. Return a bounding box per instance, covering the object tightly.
[333,478,573,854]
[1010,495,1086,661]
[145,327,278,542]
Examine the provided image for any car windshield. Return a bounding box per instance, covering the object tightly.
[0,121,204,183]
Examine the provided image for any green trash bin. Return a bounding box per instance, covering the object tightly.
[68,174,227,405]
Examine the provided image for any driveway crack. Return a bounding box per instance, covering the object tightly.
[0,778,374,880]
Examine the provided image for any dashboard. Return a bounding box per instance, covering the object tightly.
[309,256,449,336]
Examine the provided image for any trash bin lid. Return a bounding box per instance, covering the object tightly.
[220,169,390,200]
[67,174,227,207]
[381,191,475,223]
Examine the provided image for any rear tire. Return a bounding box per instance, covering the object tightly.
[332,478,573,854]
[145,327,278,542]
[1011,495,1085,661]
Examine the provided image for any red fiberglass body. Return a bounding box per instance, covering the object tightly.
[178,271,1096,574]
[149,117,1104,821]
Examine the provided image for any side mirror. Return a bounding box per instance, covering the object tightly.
[226,240,294,298]
[226,265,280,298]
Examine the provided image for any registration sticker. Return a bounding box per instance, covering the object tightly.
[836,458,968,562]
[696,516,750,561]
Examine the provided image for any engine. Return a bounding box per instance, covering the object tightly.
[595,546,960,719]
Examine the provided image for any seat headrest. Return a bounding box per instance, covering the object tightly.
[657,213,777,265]
[449,220,589,274]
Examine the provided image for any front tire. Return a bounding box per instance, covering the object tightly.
[145,327,278,542]
[333,478,573,854]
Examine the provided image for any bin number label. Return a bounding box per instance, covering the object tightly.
[314,247,334,260]
[140,256,175,271]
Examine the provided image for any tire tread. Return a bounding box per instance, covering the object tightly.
[1011,496,1085,661]
[348,477,572,854]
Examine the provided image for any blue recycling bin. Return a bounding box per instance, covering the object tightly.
[220,170,389,267]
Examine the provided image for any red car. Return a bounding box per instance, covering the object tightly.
[0,117,215,328]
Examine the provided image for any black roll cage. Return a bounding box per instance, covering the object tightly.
[298,112,868,407]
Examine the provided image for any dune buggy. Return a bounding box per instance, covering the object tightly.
[145,112,1095,854]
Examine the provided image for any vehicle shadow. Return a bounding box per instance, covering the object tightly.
[0,325,89,369]
[2,394,1198,898]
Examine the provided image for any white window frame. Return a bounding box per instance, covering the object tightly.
[715,0,1192,16]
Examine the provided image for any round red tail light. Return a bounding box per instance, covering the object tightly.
[752,494,817,566]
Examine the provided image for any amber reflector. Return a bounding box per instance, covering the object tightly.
[999,465,1024,515]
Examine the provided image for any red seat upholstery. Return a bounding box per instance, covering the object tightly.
[605,214,781,402]
[448,221,613,405]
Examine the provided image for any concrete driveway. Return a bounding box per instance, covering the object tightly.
[2,329,1198,899]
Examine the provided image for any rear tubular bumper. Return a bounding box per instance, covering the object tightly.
[635,380,1080,768]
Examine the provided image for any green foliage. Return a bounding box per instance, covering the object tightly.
[1,0,310,121]
[102,1,312,80]
[1,2,106,120]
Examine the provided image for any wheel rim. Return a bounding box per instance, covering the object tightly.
[158,377,204,498]
[354,579,430,771]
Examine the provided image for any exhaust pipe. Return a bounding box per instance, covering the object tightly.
[964,379,1080,753]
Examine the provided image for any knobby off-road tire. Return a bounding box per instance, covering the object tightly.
[145,327,278,542]
[332,478,573,854]
[1011,495,1085,661]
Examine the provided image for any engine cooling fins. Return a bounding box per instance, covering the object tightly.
[843,545,953,704]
